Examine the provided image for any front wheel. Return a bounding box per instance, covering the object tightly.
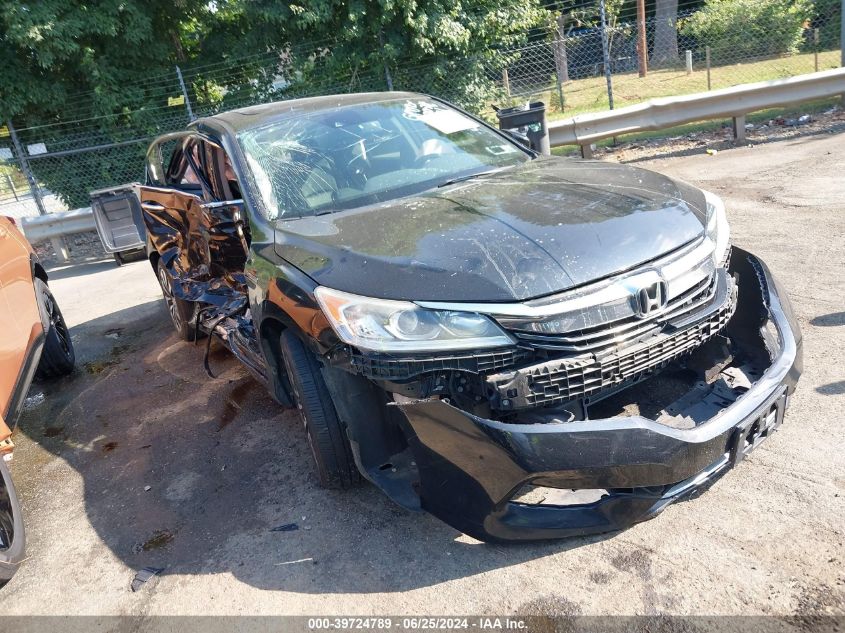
[279,330,361,489]
[34,278,75,379]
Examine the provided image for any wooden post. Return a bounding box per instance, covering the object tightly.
[814,28,819,72]
[502,68,511,97]
[706,46,712,90]
[732,115,746,143]
[637,0,648,77]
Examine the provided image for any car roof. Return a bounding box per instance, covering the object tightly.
[195,91,424,134]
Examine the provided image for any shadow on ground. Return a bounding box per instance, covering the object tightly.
[15,295,607,593]
[810,311,845,327]
[42,258,115,281]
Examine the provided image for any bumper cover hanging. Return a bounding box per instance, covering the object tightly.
[395,250,802,542]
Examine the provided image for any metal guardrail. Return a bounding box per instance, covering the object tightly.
[549,67,845,156]
[20,207,95,242]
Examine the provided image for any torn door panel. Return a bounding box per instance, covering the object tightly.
[138,185,247,308]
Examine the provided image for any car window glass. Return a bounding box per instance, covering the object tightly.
[147,137,180,185]
[238,98,529,220]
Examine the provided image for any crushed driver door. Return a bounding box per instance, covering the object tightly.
[138,134,248,308]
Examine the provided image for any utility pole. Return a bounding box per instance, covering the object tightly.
[637,0,648,77]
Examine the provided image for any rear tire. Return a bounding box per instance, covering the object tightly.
[34,279,75,379]
[156,259,201,342]
[279,330,361,489]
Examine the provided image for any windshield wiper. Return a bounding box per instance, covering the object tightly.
[437,170,497,188]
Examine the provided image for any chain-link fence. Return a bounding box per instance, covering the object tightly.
[1,8,842,220]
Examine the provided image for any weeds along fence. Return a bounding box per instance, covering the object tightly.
[1,10,842,220]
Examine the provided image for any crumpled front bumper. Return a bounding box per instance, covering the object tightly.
[396,250,802,542]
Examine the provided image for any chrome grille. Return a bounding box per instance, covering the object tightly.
[486,287,736,411]
[511,271,718,353]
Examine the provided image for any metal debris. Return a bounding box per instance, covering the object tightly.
[23,392,45,409]
[130,567,163,592]
[270,523,299,532]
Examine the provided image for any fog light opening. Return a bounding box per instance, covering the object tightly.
[511,485,608,507]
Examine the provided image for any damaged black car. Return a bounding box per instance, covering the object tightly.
[137,93,802,542]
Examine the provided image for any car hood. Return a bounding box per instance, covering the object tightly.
[274,156,708,302]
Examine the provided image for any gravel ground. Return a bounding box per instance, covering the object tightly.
[2,130,844,620]
[31,230,107,266]
[587,103,845,163]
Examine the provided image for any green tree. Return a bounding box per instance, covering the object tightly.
[0,0,214,207]
[197,0,544,111]
[1,0,544,207]
[681,0,813,60]
[0,0,212,122]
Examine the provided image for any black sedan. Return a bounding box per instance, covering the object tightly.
[136,93,802,542]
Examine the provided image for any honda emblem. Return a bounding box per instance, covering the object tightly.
[635,280,668,317]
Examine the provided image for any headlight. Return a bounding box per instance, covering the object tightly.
[315,287,515,352]
[703,190,731,266]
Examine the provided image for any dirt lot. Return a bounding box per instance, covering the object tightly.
[3,130,844,617]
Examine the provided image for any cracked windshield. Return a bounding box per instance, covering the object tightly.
[238,98,530,219]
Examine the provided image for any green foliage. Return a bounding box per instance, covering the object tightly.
[681,0,813,60]
[198,0,544,111]
[0,0,546,207]
[0,0,547,207]
[0,0,211,121]
[0,0,212,207]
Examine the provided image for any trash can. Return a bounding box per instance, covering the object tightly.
[495,101,551,155]
[89,184,146,266]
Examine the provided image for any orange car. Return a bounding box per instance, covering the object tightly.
[0,214,74,585]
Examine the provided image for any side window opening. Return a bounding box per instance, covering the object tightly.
[158,136,214,200]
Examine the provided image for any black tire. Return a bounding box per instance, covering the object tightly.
[0,460,25,588]
[279,330,361,489]
[155,259,201,341]
[34,278,75,379]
